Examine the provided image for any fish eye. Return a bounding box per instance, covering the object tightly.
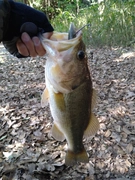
[77,50,85,60]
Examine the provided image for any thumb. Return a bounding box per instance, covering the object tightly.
[43,32,53,39]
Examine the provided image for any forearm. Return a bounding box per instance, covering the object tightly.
[0,0,10,42]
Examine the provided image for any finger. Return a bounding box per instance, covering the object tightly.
[16,39,29,56]
[21,32,37,57]
[32,37,46,56]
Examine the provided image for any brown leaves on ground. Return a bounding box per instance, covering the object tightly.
[0,43,135,180]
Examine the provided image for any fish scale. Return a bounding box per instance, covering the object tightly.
[40,23,99,165]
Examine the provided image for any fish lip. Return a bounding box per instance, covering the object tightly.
[40,31,82,45]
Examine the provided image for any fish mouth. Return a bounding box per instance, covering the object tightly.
[40,23,82,54]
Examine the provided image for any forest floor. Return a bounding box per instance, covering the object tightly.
[0,43,135,180]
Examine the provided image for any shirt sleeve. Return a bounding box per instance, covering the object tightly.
[1,0,54,58]
[0,0,11,42]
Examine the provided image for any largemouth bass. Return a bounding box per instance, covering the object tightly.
[40,23,99,166]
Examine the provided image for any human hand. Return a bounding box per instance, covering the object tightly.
[16,31,53,57]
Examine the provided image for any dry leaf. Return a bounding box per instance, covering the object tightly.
[126,143,133,153]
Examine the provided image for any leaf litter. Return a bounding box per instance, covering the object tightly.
[0,43,135,180]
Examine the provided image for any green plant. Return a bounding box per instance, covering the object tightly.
[52,0,135,47]
[16,0,135,47]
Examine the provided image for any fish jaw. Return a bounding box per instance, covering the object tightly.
[40,31,82,53]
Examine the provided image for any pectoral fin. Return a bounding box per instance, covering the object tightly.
[54,93,65,111]
[84,113,99,137]
[41,88,49,108]
[51,124,65,142]
[51,65,60,76]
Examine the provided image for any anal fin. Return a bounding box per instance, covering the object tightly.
[51,124,65,142]
[84,113,99,137]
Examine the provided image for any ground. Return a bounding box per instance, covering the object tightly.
[0,43,135,180]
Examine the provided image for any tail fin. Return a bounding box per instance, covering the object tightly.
[65,148,89,166]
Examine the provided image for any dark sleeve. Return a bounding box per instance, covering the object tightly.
[3,37,25,58]
[0,0,10,42]
[1,0,54,58]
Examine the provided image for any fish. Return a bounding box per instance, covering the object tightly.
[40,23,99,166]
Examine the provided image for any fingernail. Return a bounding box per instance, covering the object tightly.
[33,37,40,46]
[22,32,30,41]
